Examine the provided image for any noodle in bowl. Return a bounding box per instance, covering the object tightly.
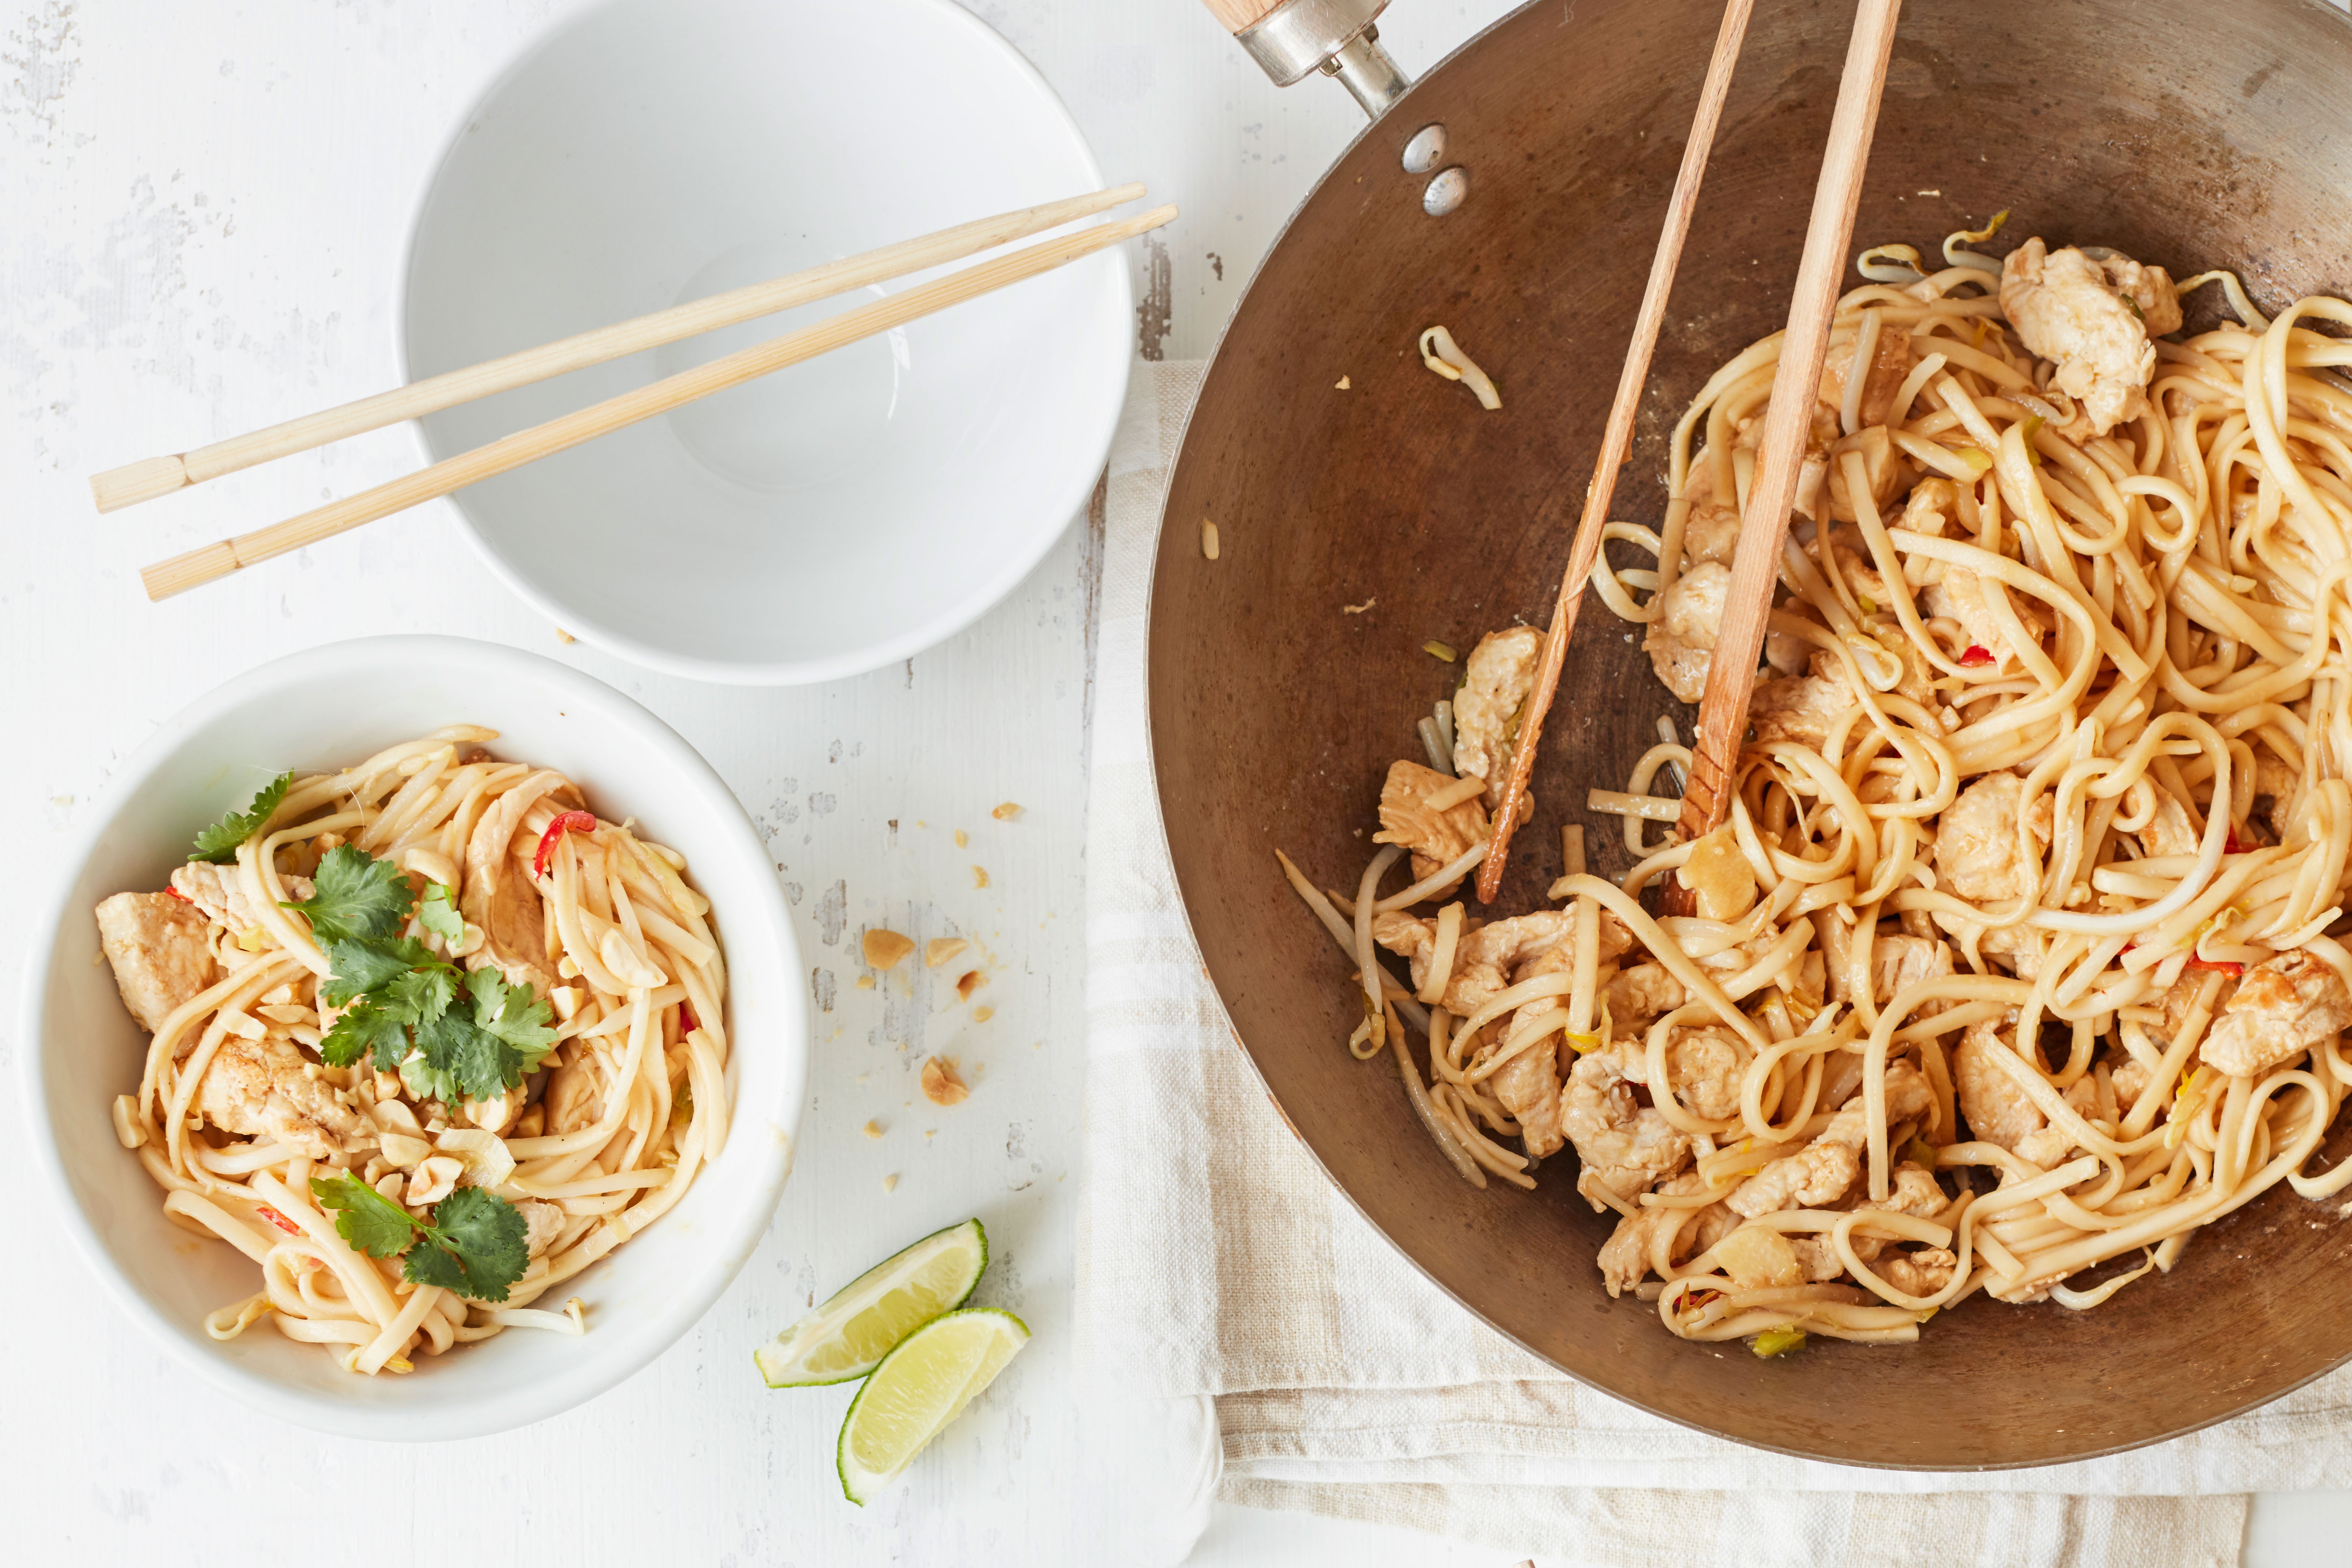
[22,637,806,1439]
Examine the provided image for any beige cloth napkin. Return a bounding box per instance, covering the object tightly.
[1071,359,2348,1566]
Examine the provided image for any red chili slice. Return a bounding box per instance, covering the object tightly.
[1959,645,1995,667]
[256,1206,302,1236]
[164,886,195,903]
[680,1001,699,1034]
[2224,828,2252,855]
[533,810,599,878]
[2186,957,2244,978]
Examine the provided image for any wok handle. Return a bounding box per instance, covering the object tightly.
[1205,0,1410,116]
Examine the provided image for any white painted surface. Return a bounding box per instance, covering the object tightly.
[1,0,2343,1562]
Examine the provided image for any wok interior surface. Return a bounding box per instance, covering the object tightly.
[1147,0,2352,1467]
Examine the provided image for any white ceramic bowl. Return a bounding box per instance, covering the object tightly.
[400,0,1132,685]
[20,636,807,1438]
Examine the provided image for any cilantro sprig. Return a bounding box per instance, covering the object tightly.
[189,772,294,864]
[296,845,557,1105]
[309,1173,528,1302]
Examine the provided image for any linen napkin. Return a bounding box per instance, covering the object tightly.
[1075,359,2352,1566]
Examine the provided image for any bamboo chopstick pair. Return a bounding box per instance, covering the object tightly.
[101,185,1174,601]
[1473,0,1902,911]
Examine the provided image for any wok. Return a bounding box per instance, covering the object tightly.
[1149,0,2352,1467]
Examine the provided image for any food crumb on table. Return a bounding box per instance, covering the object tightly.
[882,1174,898,1194]
[955,969,984,1000]
[926,937,969,969]
[954,828,968,848]
[991,802,1022,820]
[921,1056,969,1107]
[861,1119,883,1139]
[972,865,989,888]
[862,928,914,970]
[973,1006,993,1023]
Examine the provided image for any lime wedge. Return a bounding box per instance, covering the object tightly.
[836,1307,1030,1504]
[755,1218,987,1388]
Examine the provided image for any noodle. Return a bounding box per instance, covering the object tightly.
[94,729,731,1374]
[1282,223,2352,1352]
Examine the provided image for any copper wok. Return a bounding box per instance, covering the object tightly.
[1147,0,2352,1467]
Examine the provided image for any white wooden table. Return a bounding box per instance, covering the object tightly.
[1,2,2343,1562]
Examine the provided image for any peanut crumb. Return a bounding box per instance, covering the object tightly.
[1335,375,1350,389]
[1201,519,1220,560]
[991,802,1022,820]
[883,1173,899,1194]
[861,1119,883,1139]
[954,828,968,848]
[862,928,915,970]
[854,975,874,990]
[926,937,969,969]
[956,969,985,1001]
[921,1056,969,1107]
[972,865,989,889]
[973,1006,994,1023]
[554,627,576,644]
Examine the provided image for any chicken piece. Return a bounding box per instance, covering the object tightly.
[2136,782,2202,859]
[543,1047,608,1135]
[1822,316,1916,431]
[1818,920,1954,1010]
[1748,671,1854,749]
[169,861,316,942]
[1728,1060,1932,1216]
[1561,1049,1692,1201]
[95,891,219,1034]
[1999,238,2181,436]
[1374,907,1631,1020]
[2112,1056,2155,1113]
[195,1034,363,1158]
[2253,750,2302,843]
[1489,947,1577,1157]
[1604,963,1686,1032]
[1596,1171,1735,1296]
[1823,426,1908,523]
[1373,759,1489,895]
[1643,560,1730,704]
[1952,1019,2073,1169]
[517,1198,567,1260]
[1625,1026,1750,1122]
[2202,950,2352,1077]
[1450,626,1543,811]
[1877,1247,1959,1297]
[1935,772,2049,905]
[1682,501,1743,568]
[462,770,569,997]
[1783,1163,1947,1281]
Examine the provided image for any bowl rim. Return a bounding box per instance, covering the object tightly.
[390,0,1132,687]
[19,634,808,1438]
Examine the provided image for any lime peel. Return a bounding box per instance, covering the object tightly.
[754,1218,987,1388]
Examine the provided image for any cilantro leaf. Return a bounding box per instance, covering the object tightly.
[382,962,460,1027]
[190,772,293,865]
[291,845,417,943]
[398,1050,462,1107]
[418,881,465,947]
[401,1234,474,1295]
[309,1172,422,1259]
[413,1185,528,1302]
[410,1006,518,1105]
[469,968,557,1076]
[316,935,437,1006]
[318,996,411,1074]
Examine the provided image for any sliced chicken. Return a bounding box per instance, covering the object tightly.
[1822,317,1916,431]
[1450,626,1543,811]
[1999,238,2181,436]
[1561,1049,1692,1202]
[1488,947,1575,1157]
[1818,922,1954,1010]
[1605,962,1687,1032]
[543,1046,608,1135]
[1727,1060,1932,1217]
[1596,1170,1736,1297]
[170,861,314,941]
[462,770,569,997]
[1618,1026,1750,1122]
[1748,671,1854,749]
[1374,907,1632,1020]
[1373,758,1488,895]
[195,1034,364,1158]
[2201,950,2352,1077]
[1643,560,1731,704]
[95,891,219,1034]
[2135,783,2202,859]
[1876,1247,1959,1297]
[1952,1018,2074,1169]
[1785,1162,1948,1280]
[517,1198,567,1259]
[1934,772,2051,905]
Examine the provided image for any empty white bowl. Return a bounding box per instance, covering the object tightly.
[20,636,807,1438]
[401,0,1132,684]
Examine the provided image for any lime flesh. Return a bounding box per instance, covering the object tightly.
[755,1218,987,1388]
[837,1307,1030,1504]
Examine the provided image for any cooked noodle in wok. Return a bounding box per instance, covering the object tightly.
[1286,216,2352,1352]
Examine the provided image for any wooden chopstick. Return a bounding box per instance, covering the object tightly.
[1665,0,1902,911]
[1472,0,1759,905]
[92,182,1148,514]
[139,203,1177,601]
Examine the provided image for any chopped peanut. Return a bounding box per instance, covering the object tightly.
[926,937,969,969]
[862,928,915,971]
[921,1056,969,1107]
